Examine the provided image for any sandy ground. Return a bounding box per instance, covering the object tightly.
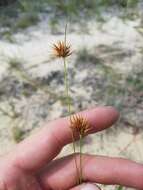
[0,12,143,189]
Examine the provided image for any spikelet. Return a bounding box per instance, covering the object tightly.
[70,114,91,137]
[53,41,72,58]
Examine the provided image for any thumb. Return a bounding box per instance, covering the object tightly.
[70,183,101,190]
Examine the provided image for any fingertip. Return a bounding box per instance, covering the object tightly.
[87,106,119,132]
[81,183,101,190]
[70,183,101,190]
[105,106,119,121]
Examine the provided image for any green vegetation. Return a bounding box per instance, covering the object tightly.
[95,63,126,110]
[126,69,143,92]
[7,56,24,70]
[76,48,102,65]
[75,45,142,112]
[15,13,39,29]
[12,126,25,142]
[0,0,139,39]
[76,44,142,102]
[116,185,124,190]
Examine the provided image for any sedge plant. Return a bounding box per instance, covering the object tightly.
[52,24,91,184]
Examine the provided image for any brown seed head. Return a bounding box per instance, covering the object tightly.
[53,41,72,58]
[70,114,91,137]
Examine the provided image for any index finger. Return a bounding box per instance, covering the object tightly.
[11,106,119,172]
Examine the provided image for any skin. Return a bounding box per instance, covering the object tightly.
[0,106,143,190]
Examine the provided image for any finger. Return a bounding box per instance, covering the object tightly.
[70,183,101,190]
[39,154,143,190]
[12,107,119,172]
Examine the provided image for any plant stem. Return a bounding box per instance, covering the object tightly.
[63,23,80,184]
[63,58,71,113]
[63,23,71,113]
[63,57,80,183]
[64,23,67,46]
[71,131,80,184]
[79,134,83,184]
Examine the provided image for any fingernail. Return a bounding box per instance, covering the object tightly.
[81,183,100,190]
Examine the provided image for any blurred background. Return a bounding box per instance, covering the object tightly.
[0,0,143,189]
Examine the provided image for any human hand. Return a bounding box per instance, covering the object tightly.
[0,107,143,190]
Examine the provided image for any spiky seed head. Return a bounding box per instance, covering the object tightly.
[70,114,91,137]
[53,41,72,58]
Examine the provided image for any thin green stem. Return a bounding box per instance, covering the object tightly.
[71,132,80,184]
[79,134,83,184]
[63,58,80,183]
[64,23,67,45]
[63,23,80,184]
[63,58,71,114]
[63,23,71,114]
